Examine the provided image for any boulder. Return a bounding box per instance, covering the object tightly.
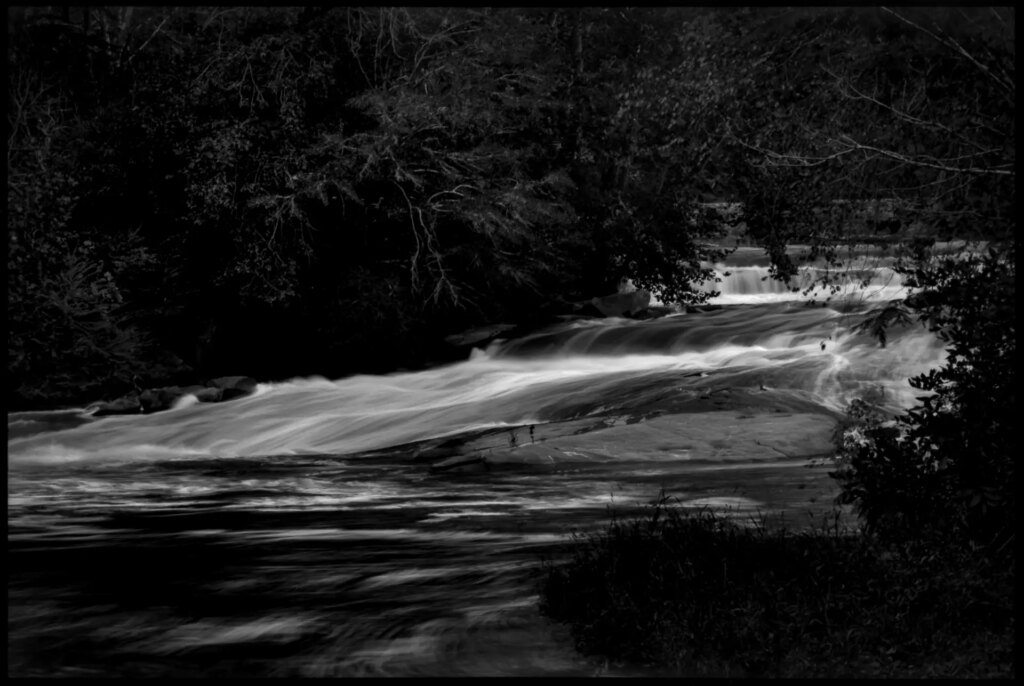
[93,379,249,416]
[444,323,519,348]
[207,376,258,401]
[572,301,607,318]
[631,305,672,320]
[589,289,652,318]
[140,386,189,413]
[192,386,224,403]
[89,394,143,416]
[172,385,224,403]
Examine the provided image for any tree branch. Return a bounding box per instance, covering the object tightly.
[880,7,1014,97]
[735,133,1013,178]
[832,135,1013,177]
[126,16,168,65]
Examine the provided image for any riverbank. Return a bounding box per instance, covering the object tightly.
[538,501,1014,678]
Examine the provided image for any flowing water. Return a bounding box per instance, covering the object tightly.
[8,249,946,677]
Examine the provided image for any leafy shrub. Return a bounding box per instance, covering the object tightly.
[539,500,1014,677]
[831,246,1015,551]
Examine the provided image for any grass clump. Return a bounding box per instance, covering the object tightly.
[538,498,1014,678]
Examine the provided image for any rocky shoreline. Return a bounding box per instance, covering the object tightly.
[85,290,720,419]
[87,375,259,417]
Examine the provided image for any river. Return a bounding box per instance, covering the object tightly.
[8,249,946,677]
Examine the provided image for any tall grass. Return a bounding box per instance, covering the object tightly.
[538,496,1014,678]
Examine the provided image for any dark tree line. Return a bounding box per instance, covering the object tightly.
[8,7,732,406]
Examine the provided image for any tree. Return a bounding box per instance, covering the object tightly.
[719,7,1015,549]
[555,8,733,302]
[7,41,168,406]
[727,8,1013,253]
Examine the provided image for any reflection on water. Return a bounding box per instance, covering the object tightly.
[8,263,944,677]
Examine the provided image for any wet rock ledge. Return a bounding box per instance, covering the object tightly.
[87,376,258,416]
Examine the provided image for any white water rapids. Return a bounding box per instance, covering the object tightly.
[8,251,946,677]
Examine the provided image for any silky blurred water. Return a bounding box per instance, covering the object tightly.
[8,255,944,677]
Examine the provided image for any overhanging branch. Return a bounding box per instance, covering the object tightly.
[880,7,1015,98]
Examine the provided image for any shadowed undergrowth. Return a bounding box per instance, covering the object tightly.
[538,498,1014,678]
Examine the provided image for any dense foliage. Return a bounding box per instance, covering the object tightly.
[832,246,1015,549]
[540,502,1014,677]
[7,7,734,407]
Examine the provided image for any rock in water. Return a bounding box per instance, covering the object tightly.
[444,323,519,347]
[207,376,258,401]
[589,289,652,318]
[191,386,224,403]
[170,385,223,403]
[94,382,234,417]
[89,395,142,416]
[140,387,182,413]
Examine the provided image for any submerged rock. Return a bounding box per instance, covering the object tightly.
[428,444,584,474]
[429,455,489,474]
[686,304,723,313]
[413,445,455,462]
[633,304,680,320]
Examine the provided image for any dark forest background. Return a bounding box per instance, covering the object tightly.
[8,7,1014,411]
